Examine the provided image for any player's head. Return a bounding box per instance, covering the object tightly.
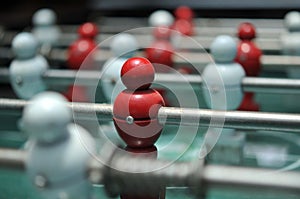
[22,91,72,143]
[12,32,39,59]
[237,22,256,40]
[149,10,174,27]
[78,22,99,39]
[210,35,237,63]
[32,8,57,26]
[284,11,300,32]
[110,33,138,58]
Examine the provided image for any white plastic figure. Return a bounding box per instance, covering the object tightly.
[31,8,61,47]
[23,91,96,199]
[202,35,245,110]
[201,35,246,165]
[9,32,49,99]
[280,11,300,78]
[100,33,138,103]
[148,10,174,28]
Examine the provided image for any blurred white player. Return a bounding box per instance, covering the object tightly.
[148,10,174,28]
[23,91,96,199]
[31,8,61,48]
[9,32,49,99]
[100,33,138,103]
[202,35,246,165]
[280,11,300,78]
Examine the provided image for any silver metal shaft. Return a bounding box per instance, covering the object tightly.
[42,48,300,70]
[1,44,299,69]
[1,98,300,133]
[158,107,300,132]
[1,68,299,94]
[202,164,300,193]
[64,17,285,34]
[0,148,26,170]
[0,148,299,196]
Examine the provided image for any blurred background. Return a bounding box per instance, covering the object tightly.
[1,0,300,29]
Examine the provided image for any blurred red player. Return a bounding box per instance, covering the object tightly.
[235,22,262,111]
[145,26,174,72]
[65,22,99,102]
[172,5,195,36]
[174,5,194,20]
[67,22,98,70]
[145,26,175,106]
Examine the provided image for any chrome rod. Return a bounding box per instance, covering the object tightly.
[0,148,26,170]
[1,98,300,133]
[1,68,299,94]
[0,148,299,194]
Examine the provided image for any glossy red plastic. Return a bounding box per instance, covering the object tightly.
[235,36,262,111]
[174,6,194,20]
[145,40,174,72]
[153,26,172,40]
[78,22,98,39]
[237,22,256,40]
[67,39,97,70]
[238,93,260,111]
[235,41,262,76]
[113,89,165,120]
[113,118,163,148]
[121,57,155,90]
[172,19,194,36]
[63,85,89,102]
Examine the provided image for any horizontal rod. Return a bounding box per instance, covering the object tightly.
[53,33,282,52]
[241,77,300,93]
[96,16,285,30]
[0,148,26,170]
[95,25,284,39]
[202,164,300,193]
[37,49,300,73]
[158,107,300,132]
[51,49,300,71]
[48,48,300,70]
[0,68,299,94]
[23,17,287,35]
[0,45,299,71]
[0,31,282,52]
[1,98,300,133]
[0,148,299,195]
[1,17,285,47]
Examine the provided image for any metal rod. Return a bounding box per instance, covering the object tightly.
[2,19,285,38]
[1,98,300,133]
[33,48,300,70]
[0,147,299,195]
[158,107,300,132]
[0,31,282,52]
[202,164,300,193]
[97,16,286,30]
[0,148,26,170]
[1,44,300,70]
[1,68,299,94]
[23,17,288,35]
[0,68,300,94]
[95,25,284,38]
[46,46,300,70]
[92,34,280,52]
[242,77,300,93]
